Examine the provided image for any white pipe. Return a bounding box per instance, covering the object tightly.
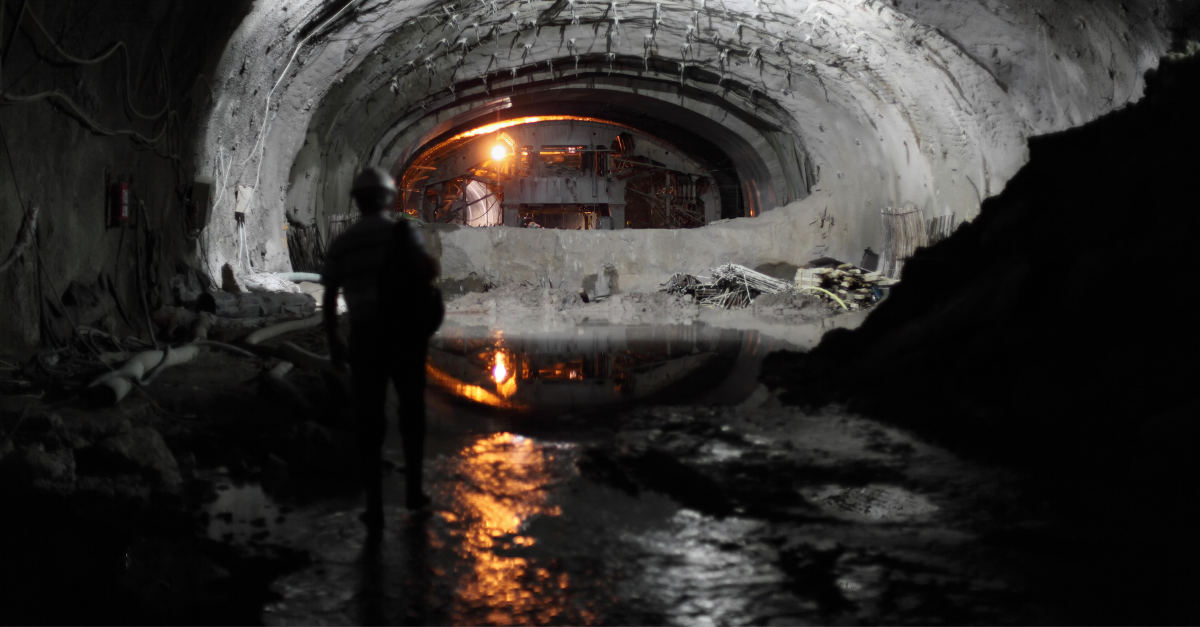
[86,345,200,405]
[243,314,322,346]
[275,272,322,283]
[278,340,350,396]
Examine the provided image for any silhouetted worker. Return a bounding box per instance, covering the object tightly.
[323,167,442,528]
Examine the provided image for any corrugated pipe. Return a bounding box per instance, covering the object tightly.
[274,272,322,283]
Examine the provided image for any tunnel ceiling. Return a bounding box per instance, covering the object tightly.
[195,0,1181,277]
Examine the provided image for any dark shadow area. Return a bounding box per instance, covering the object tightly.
[355,514,436,626]
[0,490,308,625]
[761,53,1200,624]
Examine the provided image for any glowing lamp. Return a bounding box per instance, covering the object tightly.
[491,145,507,160]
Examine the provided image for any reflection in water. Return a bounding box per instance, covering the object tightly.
[629,510,798,626]
[249,430,596,625]
[441,432,591,625]
[492,352,509,384]
[492,350,519,399]
[426,362,517,409]
[429,324,779,411]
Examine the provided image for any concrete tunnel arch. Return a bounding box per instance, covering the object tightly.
[193,0,1178,284]
[378,82,804,217]
[296,63,818,230]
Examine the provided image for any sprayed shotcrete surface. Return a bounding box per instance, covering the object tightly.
[440,282,870,348]
[430,197,853,294]
[195,0,1176,279]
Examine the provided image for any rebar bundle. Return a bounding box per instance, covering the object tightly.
[661,272,700,295]
[659,263,795,309]
[286,223,325,274]
[707,263,794,295]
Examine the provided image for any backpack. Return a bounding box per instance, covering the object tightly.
[377,220,444,341]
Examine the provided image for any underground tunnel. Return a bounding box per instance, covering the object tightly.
[1,0,1199,623]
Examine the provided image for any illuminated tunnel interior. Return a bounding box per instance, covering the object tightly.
[1,0,1199,623]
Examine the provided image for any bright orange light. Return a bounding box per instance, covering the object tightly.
[446,116,635,142]
[490,145,507,160]
[492,352,509,383]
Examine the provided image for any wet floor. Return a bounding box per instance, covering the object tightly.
[204,324,1060,625]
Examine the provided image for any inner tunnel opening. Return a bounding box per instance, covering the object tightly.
[398,114,744,229]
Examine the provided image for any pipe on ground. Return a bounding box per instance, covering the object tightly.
[274,272,322,283]
[278,340,350,396]
[244,314,322,346]
[258,360,322,421]
[85,344,200,405]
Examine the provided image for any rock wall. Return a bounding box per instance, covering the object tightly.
[0,0,252,350]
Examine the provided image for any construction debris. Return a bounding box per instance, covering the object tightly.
[795,263,898,310]
[660,261,898,311]
[662,263,795,309]
[152,306,311,341]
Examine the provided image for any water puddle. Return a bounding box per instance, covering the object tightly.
[427,323,788,412]
[197,323,1047,625]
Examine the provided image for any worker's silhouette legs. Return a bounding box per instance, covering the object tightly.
[391,343,429,508]
[351,335,430,526]
[351,345,389,526]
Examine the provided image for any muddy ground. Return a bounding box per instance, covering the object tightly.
[0,286,1191,624]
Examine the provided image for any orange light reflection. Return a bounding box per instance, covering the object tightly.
[426,363,516,409]
[447,432,590,624]
[492,353,509,383]
[492,351,519,399]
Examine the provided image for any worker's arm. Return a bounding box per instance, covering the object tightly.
[323,276,347,370]
[418,252,440,283]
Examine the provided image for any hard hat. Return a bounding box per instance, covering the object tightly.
[350,167,397,195]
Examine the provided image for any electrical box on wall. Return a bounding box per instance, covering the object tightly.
[234,185,253,220]
[109,177,130,227]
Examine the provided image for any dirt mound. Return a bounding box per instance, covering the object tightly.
[749,292,831,325]
[444,282,846,331]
